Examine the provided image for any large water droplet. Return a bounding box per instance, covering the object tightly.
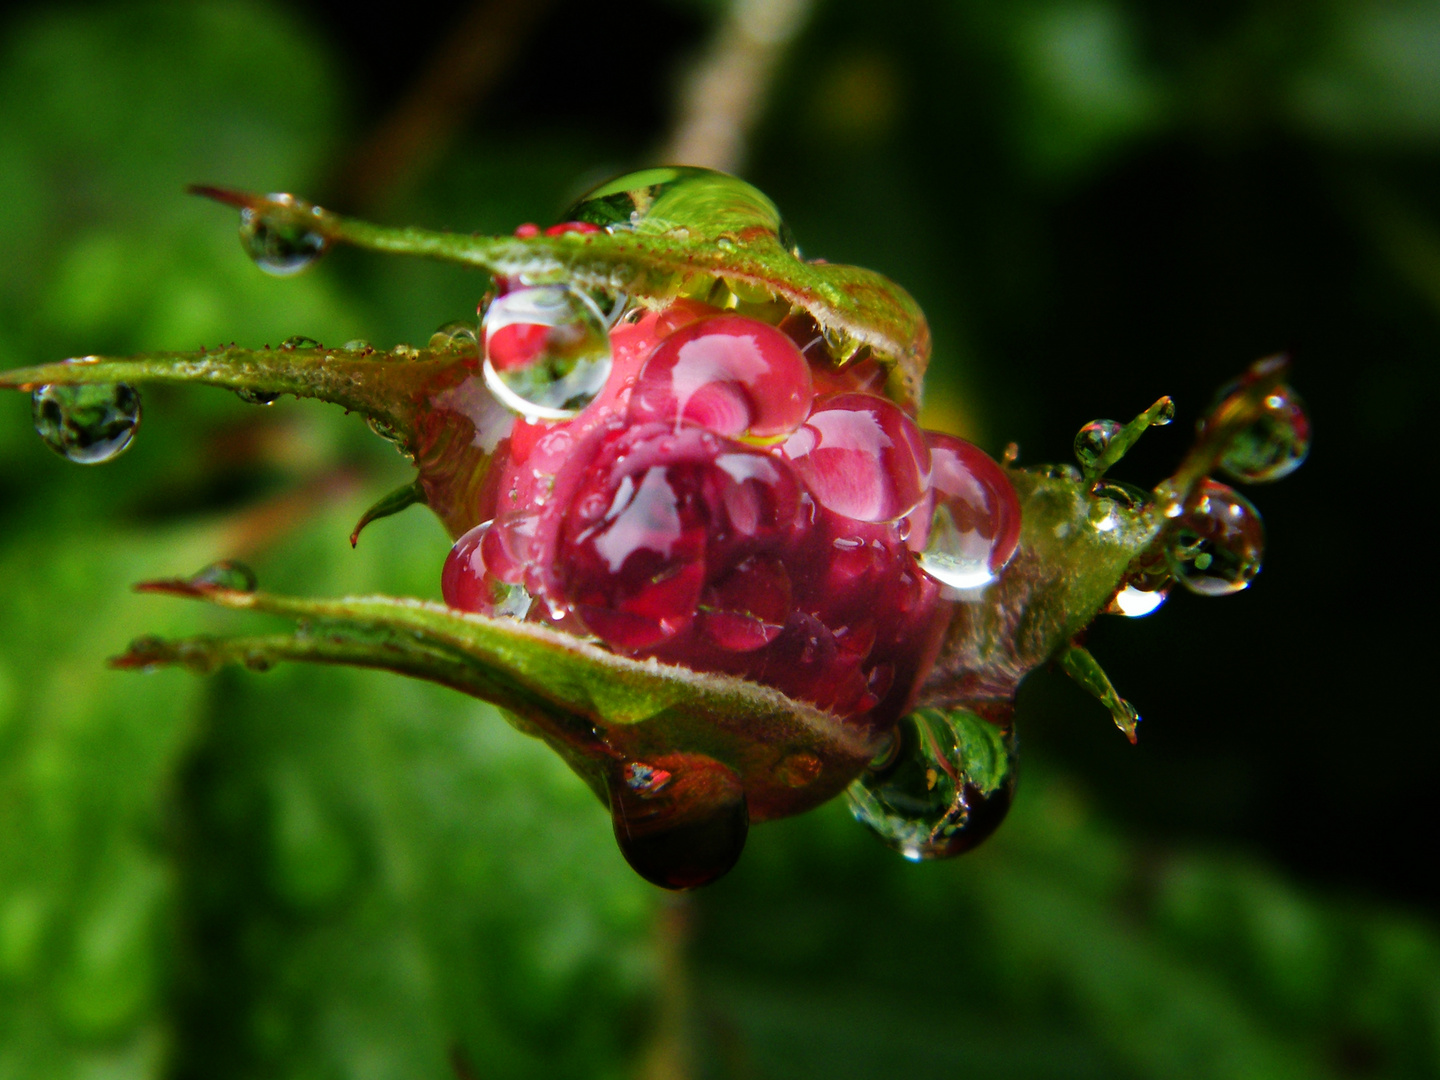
[32,382,141,464]
[847,707,1017,860]
[1165,478,1264,596]
[1211,380,1311,483]
[608,753,749,889]
[909,433,1021,590]
[441,520,534,619]
[482,285,612,420]
[563,167,795,252]
[781,393,931,522]
[1074,419,1122,473]
[189,559,259,593]
[240,199,328,276]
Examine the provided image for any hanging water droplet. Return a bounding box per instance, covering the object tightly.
[482,285,613,420]
[429,321,479,351]
[235,388,279,406]
[608,752,748,889]
[1165,478,1264,596]
[1211,381,1311,483]
[1153,396,1177,425]
[1074,419,1122,473]
[239,200,328,276]
[365,415,407,448]
[1109,584,1168,617]
[32,382,141,464]
[1106,551,1171,617]
[280,335,321,351]
[847,707,1017,860]
[188,559,258,593]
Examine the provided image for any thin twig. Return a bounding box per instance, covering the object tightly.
[663,0,818,173]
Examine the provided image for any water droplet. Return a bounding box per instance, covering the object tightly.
[482,285,613,420]
[781,393,931,522]
[1211,381,1311,483]
[341,339,372,353]
[1109,584,1168,617]
[239,200,328,276]
[280,335,321,350]
[189,559,258,592]
[909,433,1021,589]
[235,389,279,406]
[1153,396,1176,425]
[429,321,479,351]
[563,166,791,249]
[1074,419,1122,473]
[32,382,141,464]
[365,415,406,447]
[628,313,813,439]
[608,753,749,889]
[847,707,1017,860]
[1165,479,1264,596]
[441,520,534,619]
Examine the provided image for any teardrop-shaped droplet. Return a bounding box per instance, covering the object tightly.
[563,166,793,252]
[239,201,328,276]
[846,706,1017,860]
[279,335,321,351]
[32,382,141,464]
[235,388,279,406]
[1212,381,1311,483]
[608,753,748,889]
[189,559,258,593]
[429,321,479,352]
[1074,419,1122,473]
[482,285,613,420]
[1106,551,1171,617]
[1165,478,1264,596]
[908,433,1021,590]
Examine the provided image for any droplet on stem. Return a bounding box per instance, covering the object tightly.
[1074,419,1122,474]
[846,707,1017,860]
[32,382,141,464]
[188,559,259,593]
[1165,478,1264,596]
[1210,379,1311,483]
[482,285,613,420]
[239,199,329,276]
[429,321,479,352]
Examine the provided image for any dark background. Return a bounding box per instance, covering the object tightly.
[0,1,1435,1077]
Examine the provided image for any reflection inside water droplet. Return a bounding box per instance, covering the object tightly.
[847,707,1017,860]
[429,321,479,351]
[1213,380,1311,483]
[240,201,328,276]
[1074,418,1122,473]
[189,559,259,592]
[280,335,321,350]
[608,753,749,889]
[1165,478,1264,596]
[32,382,141,464]
[482,285,612,420]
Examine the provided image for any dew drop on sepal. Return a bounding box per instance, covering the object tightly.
[235,389,279,406]
[846,706,1017,860]
[1210,379,1311,483]
[1074,419,1122,473]
[189,559,259,593]
[608,753,749,889]
[240,199,328,276]
[1165,478,1264,596]
[481,285,613,421]
[280,335,321,350]
[32,382,141,464]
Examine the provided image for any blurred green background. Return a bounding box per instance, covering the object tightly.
[1,1,1437,1077]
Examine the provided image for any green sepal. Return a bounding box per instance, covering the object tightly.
[350,479,427,547]
[115,580,876,822]
[189,183,931,410]
[1057,643,1141,743]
